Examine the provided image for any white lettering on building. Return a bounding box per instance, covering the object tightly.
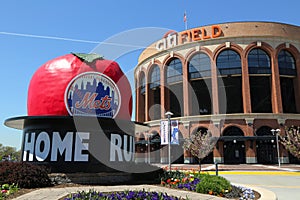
[110,134,135,162]
[23,131,90,162]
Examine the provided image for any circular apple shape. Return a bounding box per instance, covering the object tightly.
[27,53,132,120]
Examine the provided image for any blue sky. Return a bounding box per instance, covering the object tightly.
[1,0,300,150]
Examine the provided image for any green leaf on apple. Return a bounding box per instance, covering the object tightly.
[72,53,104,63]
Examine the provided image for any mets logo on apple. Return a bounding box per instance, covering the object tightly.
[65,72,121,118]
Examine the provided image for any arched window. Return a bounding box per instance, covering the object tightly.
[148,65,161,120]
[278,50,297,113]
[222,126,244,137]
[278,50,296,76]
[248,48,271,74]
[167,58,182,84]
[188,53,211,79]
[217,50,243,114]
[256,126,272,136]
[150,65,160,89]
[166,58,183,117]
[248,48,272,113]
[216,50,241,75]
[188,53,212,115]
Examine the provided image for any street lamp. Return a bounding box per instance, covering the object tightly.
[165,111,173,171]
[271,128,281,168]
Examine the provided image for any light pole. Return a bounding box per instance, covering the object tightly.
[165,111,173,171]
[147,133,151,164]
[271,128,281,168]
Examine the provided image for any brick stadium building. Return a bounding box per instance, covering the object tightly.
[134,21,300,165]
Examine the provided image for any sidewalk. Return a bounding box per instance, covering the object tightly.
[155,163,300,172]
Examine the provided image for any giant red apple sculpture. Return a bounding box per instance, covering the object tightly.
[27,53,132,120]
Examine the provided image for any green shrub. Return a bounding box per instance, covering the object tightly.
[196,175,232,196]
[0,183,18,199]
[0,161,52,188]
[160,170,186,182]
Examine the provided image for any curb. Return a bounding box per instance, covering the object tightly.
[206,171,300,176]
[235,183,277,200]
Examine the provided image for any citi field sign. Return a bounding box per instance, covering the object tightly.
[155,25,222,51]
[4,53,148,173]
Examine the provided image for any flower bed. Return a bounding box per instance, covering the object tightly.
[60,170,257,200]
[160,170,256,200]
[64,189,185,200]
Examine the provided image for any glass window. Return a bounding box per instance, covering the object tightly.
[250,76,272,113]
[278,50,296,76]
[218,77,243,114]
[248,48,271,74]
[167,58,183,84]
[281,77,297,113]
[216,50,241,75]
[140,73,145,94]
[188,53,211,79]
[150,65,160,89]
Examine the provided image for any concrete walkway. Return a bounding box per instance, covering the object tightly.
[13,184,226,200]
[13,183,276,200]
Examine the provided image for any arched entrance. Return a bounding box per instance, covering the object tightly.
[222,126,246,164]
[256,126,277,164]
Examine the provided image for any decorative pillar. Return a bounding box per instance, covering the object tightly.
[135,76,139,122]
[161,65,167,119]
[271,53,283,113]
[145,75,150,121]
[245,119,257,163]
[211,62,219,114]
[214,141,224,163]
[182,59,190,116]
[245,140,257,163]
[241,55,252,113]
[279,127,290,164]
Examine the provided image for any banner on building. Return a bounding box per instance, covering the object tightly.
[170,120,179,145]
[160,120,169,145]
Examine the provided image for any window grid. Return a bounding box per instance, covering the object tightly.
[167,58,183,84]
[188,53,211,79]
[248,48,271,74]
[278,50,296,76]
[150,65,160,89]
[140,73,146,94]
[216,50,242,75]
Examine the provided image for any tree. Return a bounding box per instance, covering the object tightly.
[0,143,21,161]
[183,130,217,171]
[280,126,300,159]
